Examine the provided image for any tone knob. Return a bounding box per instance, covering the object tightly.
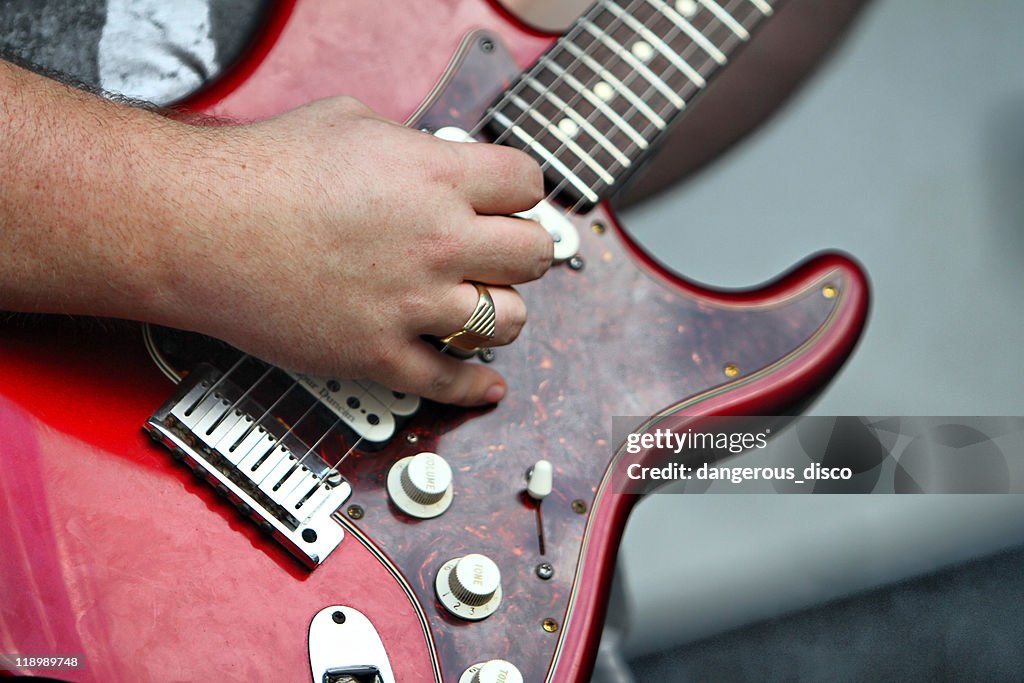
[435,553,502,620]
[459,659,524,683]
[387,452,453,518]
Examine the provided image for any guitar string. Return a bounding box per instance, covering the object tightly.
[214,365,329,483]
[226,376,301,453]
[278,2,766,508]
[204,363,275,437]
[178,0,769,518]
[205,361,417,503]
[463,0,696,190]
[562,0,758,212]
[296,3,761,507]
[201,357,312,466]
[469,0,762,213]
[276,381,414,502]
[466,0,637,145]
[184,351,250,417]
[540,0,725,212]
[278,385,416,507]
[247,397,321,486]
[539,0,763,213]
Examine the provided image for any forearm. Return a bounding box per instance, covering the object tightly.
[0,61,549,405]
[0,59,223,327]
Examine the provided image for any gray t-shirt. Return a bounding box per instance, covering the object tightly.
[1,0,269,104]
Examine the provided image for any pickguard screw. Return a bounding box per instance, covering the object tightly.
[406,433,419,444]
[347,505,364,520]
[571,499,587,514]
[478,348,496,363]
[480,38,494,53]
[536,563,554,580]
[543,618,559,633]
[591,222,606,235]
[724,363,740,378]
[822,284,838,299]
[568,255,585,271]
[332,610,346,624]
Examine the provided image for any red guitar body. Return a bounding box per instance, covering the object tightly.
[0,2,869,681]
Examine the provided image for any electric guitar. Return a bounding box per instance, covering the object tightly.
[0,1,869,680]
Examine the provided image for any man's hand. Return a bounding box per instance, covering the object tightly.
[173,98,552,405]
[0,62,551,406]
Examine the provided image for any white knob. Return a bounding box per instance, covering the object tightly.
[387,452,453,518]
[436,553,502,620]
[527,459,553,500]
[459,660,524,683]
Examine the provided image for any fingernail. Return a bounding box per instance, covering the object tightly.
[484,383,506,403]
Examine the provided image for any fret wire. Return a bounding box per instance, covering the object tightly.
[600,0,707,88]
[544,0,731,204]
[578,16,685,108]
[475,0,645,196]
[645,0,727,64]
[519,0,697,198]
[643,0,766,127]
[509,93,616,184]
[699,0,751,40]
[469,0,629,143]
[616,0,770,159]
[544,0,704,205]
[559,40,666,130]
[491,110,601,204]
[539,0,742,200]
[521,75,633,168]
[482,0,674,192]
[484,0,775,208]
[537,56,650,150]
[562,0,773,212]
[599,0,755,132]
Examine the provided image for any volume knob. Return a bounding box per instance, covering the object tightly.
[435,553,502,620]
[387,452,453,518]
[460,659,524,683]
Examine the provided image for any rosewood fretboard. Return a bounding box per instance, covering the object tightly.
[484,0,777,210]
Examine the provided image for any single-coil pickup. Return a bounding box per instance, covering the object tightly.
[287,373,420,443]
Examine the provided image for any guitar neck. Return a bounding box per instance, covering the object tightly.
[484,0,777,210]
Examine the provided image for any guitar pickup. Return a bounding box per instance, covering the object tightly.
[286,373,420,443]
[145,364,351,568]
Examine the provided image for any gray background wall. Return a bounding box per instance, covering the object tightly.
[614,0,1024,678]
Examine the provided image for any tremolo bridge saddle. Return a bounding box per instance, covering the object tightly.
[145,363,355,568]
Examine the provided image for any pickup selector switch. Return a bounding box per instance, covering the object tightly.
[435,553,502,620]
[460,659,524,683]
[387,452,453,519]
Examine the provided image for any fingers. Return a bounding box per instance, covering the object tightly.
[452,143,545,215]
[457,215,553,285]
[378,340,508,407]
[423,283,526,347]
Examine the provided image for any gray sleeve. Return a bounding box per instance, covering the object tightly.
[1,0,271,105]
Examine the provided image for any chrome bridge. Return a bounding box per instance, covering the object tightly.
[145,364,351,568]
